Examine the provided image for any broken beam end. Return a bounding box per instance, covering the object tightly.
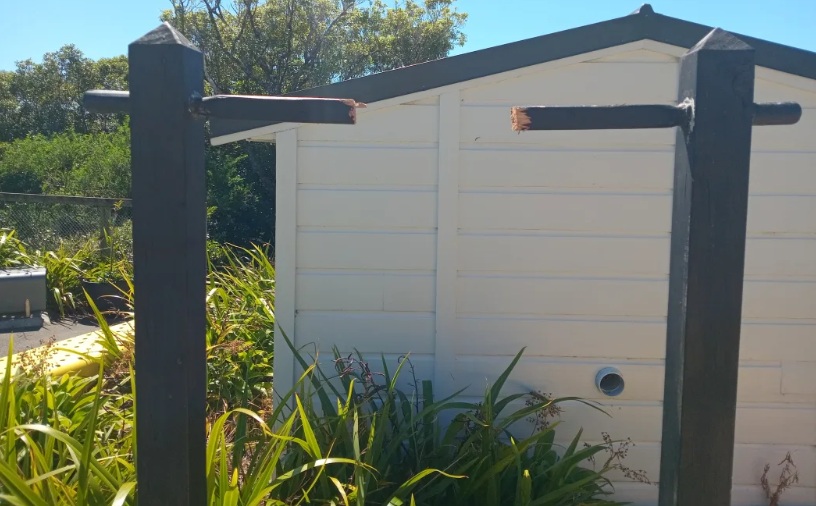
[342,100,367,123]
[510,107,532,132]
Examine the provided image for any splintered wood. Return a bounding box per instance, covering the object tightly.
[342,99,367,122]
[510,107,532,131]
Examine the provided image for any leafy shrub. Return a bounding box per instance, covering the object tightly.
[0,123,131,198]
[0,339,137,504]
[276,339,638,506]
[0,241,647,504]
[0,228,27,268]
[0,330,640,505]
[204,144,275,247]
[204,243,275,413]
[83,225,133,284]
[91,241,275,412]
[2,226,133,317]
[16,238,96,317]
[2,228,97,316]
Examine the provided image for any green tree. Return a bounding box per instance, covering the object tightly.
[0,45,128,142]
[162,0,467,95]
[205,143,276,245]
[0,122,131,197]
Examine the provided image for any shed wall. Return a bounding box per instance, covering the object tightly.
[279,43,816,505]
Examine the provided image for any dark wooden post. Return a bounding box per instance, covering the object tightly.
[129,23,207,505]
[657,29,756,506]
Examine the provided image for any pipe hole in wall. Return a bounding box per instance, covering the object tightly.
[595,367,625,397]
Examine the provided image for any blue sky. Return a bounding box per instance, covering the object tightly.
[1,0,814,70]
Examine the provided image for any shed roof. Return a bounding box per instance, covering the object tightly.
[211,3,816,143]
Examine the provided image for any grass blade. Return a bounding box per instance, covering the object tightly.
[0,460,49,506]
[111,481,136,506]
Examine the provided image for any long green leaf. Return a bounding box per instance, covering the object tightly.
[0,460,49,506]
[516,469,532,506]
[11,424,119,492]
[111,481,136,506]
[353,409,365,506]
[385,468,465,506]
[488,348,526,412]
[0,337,15,436]
[78,370,106,505]
[242,411,298,506]
[295,394,323,460]
[268,458,371,491]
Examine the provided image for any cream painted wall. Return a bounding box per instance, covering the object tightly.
[273,41,816,505]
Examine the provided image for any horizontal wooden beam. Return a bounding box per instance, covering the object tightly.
[0,192,132,207]
[84,90,365,125]
[752,101,802,125]
[197,95,365,124]
[511,104,687,131]
[83,90,130,115]
[510,101,801,131]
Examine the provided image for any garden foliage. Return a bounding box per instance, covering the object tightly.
[0,232,646,504]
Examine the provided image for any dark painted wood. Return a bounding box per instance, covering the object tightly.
[752,102,802,125]
[511,101,801,132]
[658,28,757,506]
[83,90,130,114]
[129,22,207,506]
[84,90,362,125]
[511,104,687,131]
[198,95,361,123]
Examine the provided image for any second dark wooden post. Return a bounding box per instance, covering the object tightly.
[129,23,207,505]
[658,29,756,506]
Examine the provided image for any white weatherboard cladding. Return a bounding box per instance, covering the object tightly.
[273,43,816,504]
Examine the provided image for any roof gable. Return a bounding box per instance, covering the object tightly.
[211,3,816,142]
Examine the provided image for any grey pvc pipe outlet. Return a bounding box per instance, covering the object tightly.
[595,367,625,397]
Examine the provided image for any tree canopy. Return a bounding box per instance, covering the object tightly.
[0,45,128,143]
[0,0,468,246]
[162,0,467,95]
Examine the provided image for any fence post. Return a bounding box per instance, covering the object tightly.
[129,23,207,505]
[658,29,756,506]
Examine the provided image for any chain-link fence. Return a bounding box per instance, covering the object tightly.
[0,192,132,255]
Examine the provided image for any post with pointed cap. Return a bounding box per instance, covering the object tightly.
[658,28,756,506]
[129,23,207,505]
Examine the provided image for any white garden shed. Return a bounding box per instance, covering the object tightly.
[212,5,816,504]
